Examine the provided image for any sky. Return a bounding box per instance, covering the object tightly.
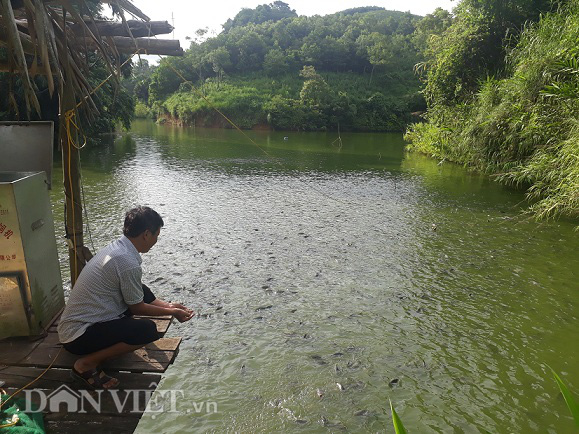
[126,0,457,54]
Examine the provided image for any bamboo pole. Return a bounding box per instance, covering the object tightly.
[82,36,184,55]
[70,20,173,37]
[60,83,85,285]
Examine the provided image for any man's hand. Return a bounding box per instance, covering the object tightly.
[169,302,189,311]
[171,307,195,323]
[150,299,194,322]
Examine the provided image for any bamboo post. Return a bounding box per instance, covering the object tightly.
[60,73,86,286]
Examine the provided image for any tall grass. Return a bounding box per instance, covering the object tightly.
[405,0,579,221]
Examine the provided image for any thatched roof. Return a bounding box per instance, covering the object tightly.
[0,0,182,115]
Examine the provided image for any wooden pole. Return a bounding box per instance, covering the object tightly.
[70,20,174,38]
[82,37,184,56]
[60,65,87,286]
[60,84,83,285]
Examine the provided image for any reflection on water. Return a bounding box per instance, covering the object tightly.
[51,120,578,433]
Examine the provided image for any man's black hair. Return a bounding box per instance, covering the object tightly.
[124,206,164,238]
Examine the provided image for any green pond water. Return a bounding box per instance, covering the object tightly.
[51,119,578,433]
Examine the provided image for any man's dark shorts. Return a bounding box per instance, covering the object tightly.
[62,284,160,355]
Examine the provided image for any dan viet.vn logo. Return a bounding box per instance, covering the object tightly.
[22,384,218,415]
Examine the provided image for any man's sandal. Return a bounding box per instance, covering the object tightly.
[71,366,119,390]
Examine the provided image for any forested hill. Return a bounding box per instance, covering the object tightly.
[132,3,431,131]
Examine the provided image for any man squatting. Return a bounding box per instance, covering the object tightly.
[58,206,194,389]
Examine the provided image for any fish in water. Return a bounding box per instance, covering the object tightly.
[310,355,326,365]
[354,409,369,416]
[320,416,346,429]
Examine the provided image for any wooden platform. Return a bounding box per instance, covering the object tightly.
[0,314,181,433]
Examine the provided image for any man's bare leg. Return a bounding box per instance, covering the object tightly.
[74,342,144,388]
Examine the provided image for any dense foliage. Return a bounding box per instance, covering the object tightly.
[135,3,425,131]
[405,0,579,220]
[0,53,135,142]
[0,0,143,140]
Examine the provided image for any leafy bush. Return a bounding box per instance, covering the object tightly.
[163,83,267,128]
[405,0,579,221]
[134,101,153,119]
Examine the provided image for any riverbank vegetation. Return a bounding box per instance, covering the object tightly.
[129,3,426,131]
[1,0,577,219]
[404,0,579,220]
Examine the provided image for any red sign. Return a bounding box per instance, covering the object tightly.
[0,222,13,238]
[0,254,17,261]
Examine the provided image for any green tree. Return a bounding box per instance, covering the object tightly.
[235,29,268,71]
[422,0,556,107]
[223,1,297,31]
[264,48,289,76]
[299,65,332,107]
[137,6,424,132]
[412,8,453,56]
[1,54,135,138]
[207,47,232,87]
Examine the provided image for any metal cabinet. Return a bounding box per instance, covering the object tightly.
[0,172,64,339]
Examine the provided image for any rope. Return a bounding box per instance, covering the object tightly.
[0,347,63,413]
[0,418,19,429]
[64,110,87,151]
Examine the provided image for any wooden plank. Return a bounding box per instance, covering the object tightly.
[144,337,181,352]
[45,413,141,433]
[30,334,181,351]
[149,318,172,336]
[1,335,180,373]
[11,346,178,373]
[2,368,162,432]
[1,358,176,373]
[1,313,179,375]
[0,366,161,391]
[42,315,173,336]
[47,317,172,336]
[0,337,43,365]
[47,314,173,323]
[103,348,178,372]
[0,313,180,430]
